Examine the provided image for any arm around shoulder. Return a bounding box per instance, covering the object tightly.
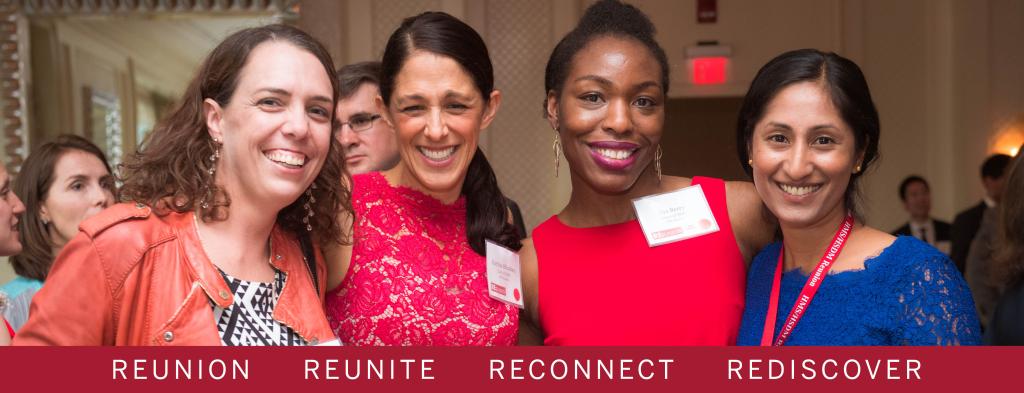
[725,181,776,264]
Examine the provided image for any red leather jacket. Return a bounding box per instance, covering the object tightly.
[14,203,335,346]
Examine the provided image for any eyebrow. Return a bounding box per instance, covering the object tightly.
[765,122,839,131]
[573,75,613,88]
[573,75,662,91]
[257,87,332,105]
[394,90,475,105]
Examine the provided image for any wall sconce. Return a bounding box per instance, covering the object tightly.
[990,115,1024,157]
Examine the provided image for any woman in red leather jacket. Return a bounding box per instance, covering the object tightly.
[15,24,350,346]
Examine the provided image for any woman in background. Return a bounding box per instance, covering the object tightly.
[987,148,1024,345]
[1,135,115,332]
[735,49,979,345]
[324,12,521,346]
[0,162,26,345]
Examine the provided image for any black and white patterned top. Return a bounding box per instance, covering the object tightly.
[212,268,306,346]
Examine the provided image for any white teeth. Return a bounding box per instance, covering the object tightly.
[594,148,633,160]
[419,146,455,161]
[779,184,821,196]
[264,150,307,167]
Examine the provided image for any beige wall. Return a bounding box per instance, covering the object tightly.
[297,0,1023,234]
[3,0,1021,284]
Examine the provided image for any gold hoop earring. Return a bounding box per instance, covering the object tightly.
[553,131,562,177]
[655,145,663,182]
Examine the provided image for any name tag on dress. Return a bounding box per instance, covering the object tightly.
[485,240,524,309]
[632,184,720,247]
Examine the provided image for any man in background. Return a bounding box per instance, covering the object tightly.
[951,154,1012,274]
[892,175,951,255]
[336,61,400,174]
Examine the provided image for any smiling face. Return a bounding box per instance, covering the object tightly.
[749,81,862,229]
[40,149,115,249]
[205,41,334,213]
[383,50,499,201]
[336,82,400,174]
[0,166,25,256]
[548,35,665,194]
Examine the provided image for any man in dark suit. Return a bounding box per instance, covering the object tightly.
[892,175,951,254]
[950,154,1012,274]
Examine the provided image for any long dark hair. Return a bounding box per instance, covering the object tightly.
[10,135,116,281]
[118,24,349,247]
[995,150,1024,289]
[736,49,881,221]
[379,11,521,254]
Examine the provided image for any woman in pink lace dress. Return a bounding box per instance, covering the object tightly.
[323,12,522,345]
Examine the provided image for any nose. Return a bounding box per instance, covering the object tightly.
[94,184,114,208]
[10,192,24,215]
[282,105,311,139]
[782,143,814,180]
[338,126,360,148]
[601,99,633,135]
[423,108,448,142]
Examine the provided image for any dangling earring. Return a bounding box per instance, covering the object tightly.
[302,182,316,231]
[41,217,48,225]
[553,130,562,178]
[201,138,221,210]
[655,145,663,182]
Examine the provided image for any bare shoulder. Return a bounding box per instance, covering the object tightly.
[661,175,692,192]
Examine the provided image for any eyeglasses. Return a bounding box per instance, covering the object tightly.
[338,114,382,132]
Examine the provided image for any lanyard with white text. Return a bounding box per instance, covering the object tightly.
[760,213,855,346]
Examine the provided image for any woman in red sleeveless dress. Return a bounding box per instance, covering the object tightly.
[519,0,775,345]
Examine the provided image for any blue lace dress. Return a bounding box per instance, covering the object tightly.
[737,236,981,345]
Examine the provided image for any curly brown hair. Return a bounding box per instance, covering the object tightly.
[118,24,350,246]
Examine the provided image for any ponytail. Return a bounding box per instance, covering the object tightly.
[462,148,522,255]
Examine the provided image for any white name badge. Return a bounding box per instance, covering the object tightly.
[485,240,524,309]
[632,184,720,247]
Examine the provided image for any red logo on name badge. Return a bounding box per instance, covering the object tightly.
[513,289,521,301]
[699,218,712,229]
[490,283,506,296]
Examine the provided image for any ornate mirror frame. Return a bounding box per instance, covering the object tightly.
[0,0,299,173]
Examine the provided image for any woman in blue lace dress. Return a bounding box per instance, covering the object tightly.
[735,49,980,346]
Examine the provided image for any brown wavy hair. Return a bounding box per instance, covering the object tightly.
[118,24,350,246]
[10,135,116,281]
[995,148,1024,290]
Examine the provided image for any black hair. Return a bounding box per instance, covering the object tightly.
[379,11,521,255]
[898,175,929,201]
[737,49,881,221]
[982,153,1012,180]
[337,61,382,100]
[543,0,670,109]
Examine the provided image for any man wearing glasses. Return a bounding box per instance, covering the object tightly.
[335,61,401,174]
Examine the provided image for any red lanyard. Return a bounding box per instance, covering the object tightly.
[760,213,855,346]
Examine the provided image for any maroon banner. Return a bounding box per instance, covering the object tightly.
[0,346,1017,392]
